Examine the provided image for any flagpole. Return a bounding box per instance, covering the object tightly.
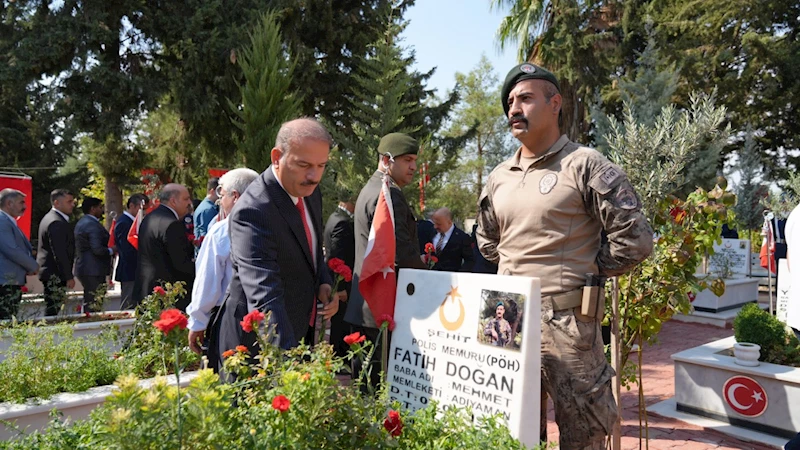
[764,212,774,315]
[610,277,622,450]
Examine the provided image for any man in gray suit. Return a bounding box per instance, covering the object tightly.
[213,118,340,375]
[74,197,115,312]
[0,189,38,319]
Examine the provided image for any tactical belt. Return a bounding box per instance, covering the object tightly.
[544,289,583,312]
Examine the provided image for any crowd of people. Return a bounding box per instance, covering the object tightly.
[0,62,672,449]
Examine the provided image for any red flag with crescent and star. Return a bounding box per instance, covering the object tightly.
[359,174,397,320]
[127,207,144,250]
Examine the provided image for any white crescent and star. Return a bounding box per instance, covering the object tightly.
[726,383,764,411]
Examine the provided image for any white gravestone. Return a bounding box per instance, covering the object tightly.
[708,239,751,276]
[777,259,791,324]
[387,269,541,447]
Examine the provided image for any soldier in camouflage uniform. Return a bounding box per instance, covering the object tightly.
[476,63,653,450]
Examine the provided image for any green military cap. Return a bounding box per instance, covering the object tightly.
[501,63,561,116]
[377,133,419,158]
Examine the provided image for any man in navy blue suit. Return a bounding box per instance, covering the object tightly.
[74,197,115,311]
[429,207,474,272]
[213,118,339,374]
[114,194,149,309]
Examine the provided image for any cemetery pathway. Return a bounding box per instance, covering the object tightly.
[543,321,778,450]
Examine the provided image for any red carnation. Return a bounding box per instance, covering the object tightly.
[430,255,438,263]
[186,233,195,242]
[424,242,435,254]
[328,258,353,282]
[383,409,403,436]
[20,286,28,294]
[235,345,248,353]
[153,286,167,296]
[272,395,291,413]
[328,258,345,271]
[240,310,265,333]
[152,308,188,335]
[343,332,366,346]
[222,349,235,359]
[377,314,396,331]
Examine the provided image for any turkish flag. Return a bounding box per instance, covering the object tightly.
[127,207,144,250]
[108,218,116,248]
[359,175,397,320]
[760,220,777,274]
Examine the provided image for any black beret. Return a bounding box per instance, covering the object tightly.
[501,63,560,116]
[377,133,419,158]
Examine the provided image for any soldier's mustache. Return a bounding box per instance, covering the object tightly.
[508,115,528,127]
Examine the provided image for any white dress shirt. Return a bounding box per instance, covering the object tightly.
[51,208,70,222]
[432,223,455,251]
[187,217,232,331]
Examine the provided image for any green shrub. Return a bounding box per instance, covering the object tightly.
[1,332,547,448]
[733,303,800,366]
[0,324,122,403]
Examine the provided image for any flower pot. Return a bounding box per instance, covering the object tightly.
[733,342,761,367]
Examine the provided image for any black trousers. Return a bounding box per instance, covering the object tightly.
[41,275,67,316]
[350,325,392,390]
[0,285,22,320]
[77,275,106,312]
[329,300,351,359]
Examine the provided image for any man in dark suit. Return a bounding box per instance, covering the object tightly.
[416,215,436,255]
[37,189,76,316]
[323,190,356,359]
[74,197,115,312]
[429,207,474,272]
[345,133,428,385]
[213,118,338,374]
[132,184,195,310]
[0,189,38,319]
[114,193,149,309]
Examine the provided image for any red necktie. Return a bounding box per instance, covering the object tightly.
[296,198,313,256]
[297,198,317,328]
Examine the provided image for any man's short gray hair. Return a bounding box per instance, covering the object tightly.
[219,168,259,195]
[0,188,25,208]
[275,117,332,159]
[158,183,184,203]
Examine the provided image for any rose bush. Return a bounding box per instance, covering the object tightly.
[5,340,539,449]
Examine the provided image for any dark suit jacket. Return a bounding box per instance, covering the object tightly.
[432,225,475,272]
[214,167,332,359]
[113,213,137,282]
[324,208,355,294]
[132,205,195,308]
[345,170,426,328]
[417,219,436,254]
[37,209,75,284]
[74,215,112,277]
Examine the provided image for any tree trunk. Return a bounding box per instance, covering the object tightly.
[558,78,587,141]
[104,177,123,229]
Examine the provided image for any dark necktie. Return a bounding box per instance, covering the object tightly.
[435,232,446,253]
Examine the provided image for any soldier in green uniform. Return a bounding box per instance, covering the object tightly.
[476,63,654,449]
[345,133,427,385]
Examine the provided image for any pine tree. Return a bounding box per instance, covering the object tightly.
[733,125,767,231]
[230,12,301,172]
[324,2,465,218]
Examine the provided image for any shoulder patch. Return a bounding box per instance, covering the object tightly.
[589,165,624,195]
[615,188,639,210]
